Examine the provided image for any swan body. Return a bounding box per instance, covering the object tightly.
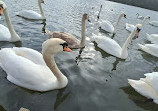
[149,21,158,27]
[17,0,45,20]
[146,33,158,44]
[138,44,158,57]
[17,10,43,20]
[0,1,20,42]
[46,13,90,49]
[126,15,150,32]
[99,13,126,34]
[0,38,72,91]
[93,24,142,59]
[128,72,158,104]
[136,13,144,20]
[125,23,135,32]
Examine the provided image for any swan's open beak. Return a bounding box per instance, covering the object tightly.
[64,46,72,52]
[0,6,3,16]
[136,27,141,38]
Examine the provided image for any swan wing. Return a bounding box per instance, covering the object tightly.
[17,10,43,20]
[50,32,80,48]
[100,20,114,33]
[125,23,135,32]
[128,79,158,100]
[0,24,11,41]
[138,44,158,57]
[0,48,56,91]
[144,72,158,93]
[93,35,122,57]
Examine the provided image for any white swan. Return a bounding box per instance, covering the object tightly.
[146,33,158,44]
[126,15,150,32]
[92,24,142,59]
[128,72,158,104]
[45,13,90,49]
[16,0,45,20]
[0,38,72,91]
[99,13,126,34]
[136,13,144,20]
[138,44,158,58]
[0,1,20,42]
[149,21,158,27]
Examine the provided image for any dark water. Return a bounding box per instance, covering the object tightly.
[0,0,158,111]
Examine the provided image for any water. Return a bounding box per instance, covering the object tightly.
[0,0,158,111]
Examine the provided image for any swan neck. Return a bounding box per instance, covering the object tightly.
[114,15,122,33]
[80,17,86,47]
[121,27,136,54]
[141,17,148,26]
[38,0,45,19]
[4,9,20,42]
[43,53,64,80]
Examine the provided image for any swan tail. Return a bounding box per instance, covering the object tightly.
[128,79,158,99]
[146,33,151,41]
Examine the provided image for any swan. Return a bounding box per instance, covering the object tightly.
[92,24,142,59]
[128,72,158,104]
[136,13,144,20]
[0,38,72,92]
[45,13,90,49]
[0,1,20,42]
[126,15,150,32]
[99,12,126,34]
[138,43,158,58]
[146,33,158,44]
[149,21,158,27]
[16,0,45,20]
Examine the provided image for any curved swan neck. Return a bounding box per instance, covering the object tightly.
[43,53,64,80]
[114,14,122,33]
[80,16,86,47]
[4,9,20,42]
[121,27,136,54]
[141,17,148,26]
[38,0,45,19]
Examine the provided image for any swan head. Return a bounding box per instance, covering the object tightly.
[135,24,142,37]
[83,13,91,22]
[145,15,150,20]
[42,38,72,55]
[0,1,6,15]
[120,13,126,18]
[38,0,45,4]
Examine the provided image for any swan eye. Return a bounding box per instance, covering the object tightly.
[60,42,68,49]
[0,4,3,9]
[137,27,141,32]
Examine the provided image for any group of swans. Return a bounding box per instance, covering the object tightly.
[0,0,91,91]
[0,0,45,42]
[92,24,142,59]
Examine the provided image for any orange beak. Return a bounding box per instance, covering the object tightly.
[0,7,3,16]
[63,46,72,52]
